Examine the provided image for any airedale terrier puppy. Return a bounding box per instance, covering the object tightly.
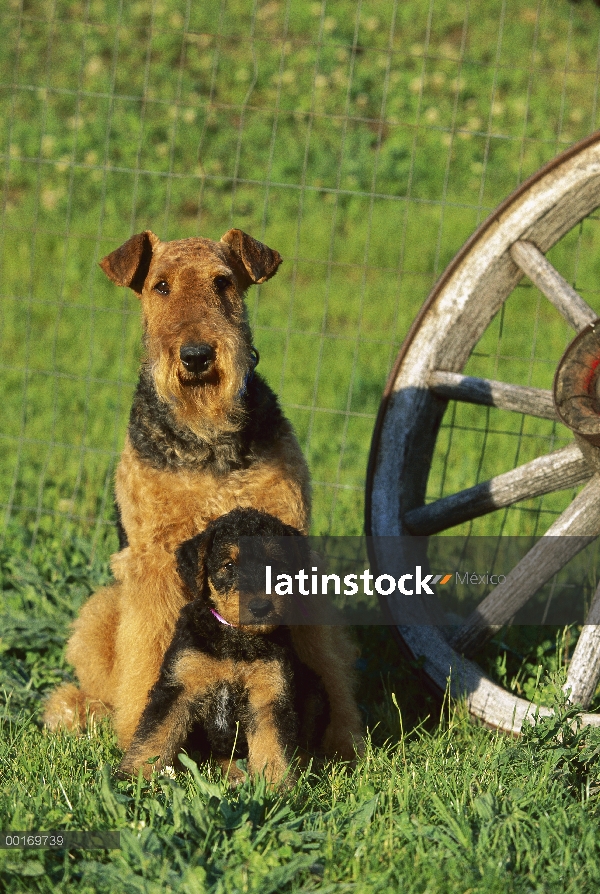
[121,508,343,785]
[44,228,363,759]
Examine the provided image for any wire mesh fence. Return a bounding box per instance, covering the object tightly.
[3,0,600,554]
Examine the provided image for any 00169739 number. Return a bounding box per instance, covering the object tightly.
[0,832,120,849]
[2,834,65,848]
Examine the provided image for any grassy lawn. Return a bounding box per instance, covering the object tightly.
[4,0,600,890]
[4,537,600,892]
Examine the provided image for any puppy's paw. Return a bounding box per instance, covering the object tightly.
[118,754,157,781]
[249,756,296,790]
[217,758,247,788]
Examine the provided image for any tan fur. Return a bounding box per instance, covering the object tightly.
[121,651,234,778]
[43,683,111,730]
[243,661,292,783]
[216,757,247,786]
[121,650,293,784]
[43,228,363,763]
[291,626,363,759]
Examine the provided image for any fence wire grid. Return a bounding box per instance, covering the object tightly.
[3,0,600,553]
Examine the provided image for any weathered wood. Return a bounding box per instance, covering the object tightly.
[554,325,600,447]
[428,370,557,420]
[564,582,600,708]
[450,474,600,656]
[398,624,600,733]
[371,142,600,542]
[367,135,600,732]
[404,442,590,535]
[510,239,597,332]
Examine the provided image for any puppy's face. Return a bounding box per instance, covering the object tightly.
[176,508,309,634]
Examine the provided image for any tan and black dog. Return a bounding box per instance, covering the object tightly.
[121,508,342,786]
[44,228,363,760]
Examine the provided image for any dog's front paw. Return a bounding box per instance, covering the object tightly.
[216,758,247,788]
[118,754,156,781]
[265,766,297,791]
[248,755,296,790]
[322,723,364,762]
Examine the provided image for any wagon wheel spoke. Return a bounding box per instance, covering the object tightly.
[510,240,597,332]
[368,134,600,731]
[450,473,600,656]
[404,442,592,536]
[564,581,600,709]
[428,371,557,420]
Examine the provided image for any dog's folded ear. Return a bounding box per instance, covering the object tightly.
[175,530,211,597]
[99,231,159,295]
[220,229,282,285]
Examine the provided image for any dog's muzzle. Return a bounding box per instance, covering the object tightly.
[179,343,215,375]
[248,597,275,619]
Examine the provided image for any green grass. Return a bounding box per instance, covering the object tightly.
[5,0,600,890]
[4,534,600,893]
[3,0,600,538]
[5,700,600,893]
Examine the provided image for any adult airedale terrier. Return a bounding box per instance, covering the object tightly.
[121,508,336,786]
[44,228,363,760]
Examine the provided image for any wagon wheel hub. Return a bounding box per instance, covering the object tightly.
[554,320,600,461]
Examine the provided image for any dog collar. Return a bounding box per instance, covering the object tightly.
[210,608,235,627]
[238,346,259,398]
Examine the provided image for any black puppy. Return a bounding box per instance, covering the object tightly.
[120,508,328,785]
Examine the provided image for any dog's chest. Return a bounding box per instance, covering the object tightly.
[190,680,250,756]
[116,437,306,550]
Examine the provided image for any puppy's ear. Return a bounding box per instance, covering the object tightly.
[220,229,282,285]
[279,525,311,574]
[175,531,211,597]
[99,231,159,296]
[280,521,303,538]
[294,536,313,571]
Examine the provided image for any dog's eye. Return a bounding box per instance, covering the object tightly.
[222,562,235,573]
[154,280,170,295]
[214,276,231,291]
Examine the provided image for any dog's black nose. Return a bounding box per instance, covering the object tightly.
[248,598,274,619]
[179,343,214,374]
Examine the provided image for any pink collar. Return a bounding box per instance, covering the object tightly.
[210,608,235,627]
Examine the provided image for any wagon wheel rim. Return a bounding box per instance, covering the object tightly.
[365,130,600,733]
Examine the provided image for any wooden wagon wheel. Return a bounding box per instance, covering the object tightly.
[366,131,600,733]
